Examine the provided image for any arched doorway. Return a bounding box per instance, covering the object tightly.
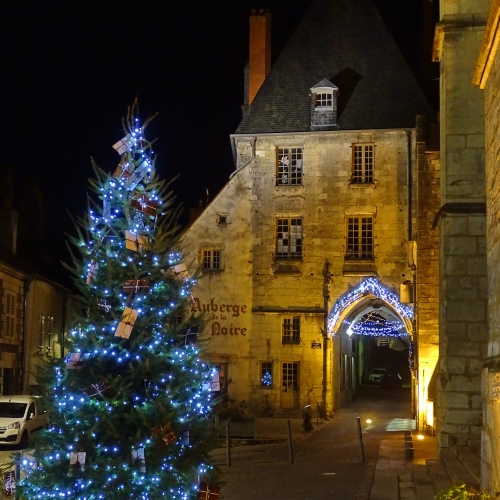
[328,278,414,410]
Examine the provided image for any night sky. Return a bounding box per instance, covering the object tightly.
[0,0,433,284]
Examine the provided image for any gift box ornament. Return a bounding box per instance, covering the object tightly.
[125,230,148,252]
[82,379,116,399]
[4,470,15,497]
[131,448,146,473]
[172,263,189,280]
[180,430,189,446]
[151,424,176,447]
[126,160,149,191]
[86,260,99,284]
[112,134,132,155]
[112,156,133,179]
[123,279,150,293]
[114,307,138,339]
[66,352,88,369]
[131,194,159,219]
[97,298,111,313]
[197,482,220,500]
[202,370,220,392]
[68,452,86,477]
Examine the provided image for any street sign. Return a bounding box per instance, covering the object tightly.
[311,342,322,349]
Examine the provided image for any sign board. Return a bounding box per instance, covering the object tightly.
[311,342,322,349]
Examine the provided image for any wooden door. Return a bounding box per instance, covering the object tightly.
[281,362,299,409]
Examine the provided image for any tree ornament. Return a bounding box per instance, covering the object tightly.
[131,448,146,473]
[86,260,98,284]
[4,470,15,497]
[97,298,111,312]
[82,379,116,399]
[68,452,86,477]
[114,307,138,339]
[151,423,176,447]
[123,279,150,293]
[125,230,147,252]
[66,352,88,369]
[131,193,159,219]
[197,482,221,500]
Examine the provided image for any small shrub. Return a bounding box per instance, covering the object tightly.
[435,484,492,500]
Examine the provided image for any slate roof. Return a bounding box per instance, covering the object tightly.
[236,0,433,134]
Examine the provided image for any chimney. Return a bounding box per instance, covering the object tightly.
[248,9,271,105]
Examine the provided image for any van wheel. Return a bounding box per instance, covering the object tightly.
[19,431,28,449]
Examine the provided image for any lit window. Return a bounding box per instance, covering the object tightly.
[352,144,374,184]
[346,216,374,260]
[276,218,302,259]
[277,148,303,185]
[261,362,273,388]
[315,92,333,107]
[282,317,300,344]
[203,250,221,269]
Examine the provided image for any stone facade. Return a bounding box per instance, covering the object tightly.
[472,0,500,491]
[182,127,439,417]
[433,2,488,452]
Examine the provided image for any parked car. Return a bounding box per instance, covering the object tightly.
[380,371,403,389]
[368,368,387,384]
[0,396,49,448]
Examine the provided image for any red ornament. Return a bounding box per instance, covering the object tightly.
[197,483,220,500]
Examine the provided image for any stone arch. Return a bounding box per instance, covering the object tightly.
[328,278,414,336]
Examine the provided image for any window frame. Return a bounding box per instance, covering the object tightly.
[201,248,223,271]
[345,215,374,260]
[276,147,303,186]
[282,316,301,344]
[315,92,333,107]
[351,143,374,184]
[260,362,273,388]
[275,217,303,260]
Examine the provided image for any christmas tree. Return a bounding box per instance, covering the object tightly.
[17,103,220,500]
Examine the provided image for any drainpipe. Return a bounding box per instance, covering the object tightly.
[22,274,36,394]
[322,260,332,413]
[406,130,413,242]
[229,137,257,179]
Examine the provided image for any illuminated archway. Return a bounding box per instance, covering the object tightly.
[328,278,414,337]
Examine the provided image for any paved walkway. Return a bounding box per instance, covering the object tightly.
[211,387,436,499]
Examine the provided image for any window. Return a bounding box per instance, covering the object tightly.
[277,148,303,185]
[315,92,333,107]
[282,317,300,344]
[217,213,227,225]
[3,292,15,337]
[203,249,221,270]
[352,144,374,184]
[276,218,302,259]
[261,362,273,388]
[346,216,374,259]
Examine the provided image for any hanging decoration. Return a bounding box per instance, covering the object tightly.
[131,448,146,473]
[197,482,221,500]
[86,260,98,285]
[131,193,159,219]
[68,452,86,477]
[123,279,150,293]
[125,230,147,252]
[151,424,176,447]
[97,298,111,312]
[114,307,138,339]
[66,352,88,370]
[4,470,15,497]
[345,311,405,337]
[82,379,116,399]
[329,278,413,335]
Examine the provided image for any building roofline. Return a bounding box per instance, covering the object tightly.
[230,127,416,139]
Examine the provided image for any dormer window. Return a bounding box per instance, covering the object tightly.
[310,79,338,131]
[315,93,333,107]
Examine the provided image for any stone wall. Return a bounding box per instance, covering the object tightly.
[416,133,440,429]
[481,21,500,492]
[436,13,487,449]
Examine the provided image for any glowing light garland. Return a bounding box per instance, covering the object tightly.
[329,278,413,335]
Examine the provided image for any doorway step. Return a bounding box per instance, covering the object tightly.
[426,439,481,494]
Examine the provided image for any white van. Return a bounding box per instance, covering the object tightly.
[0,396,49,448]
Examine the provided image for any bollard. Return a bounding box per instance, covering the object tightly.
[356,416,365,463]
[287,419,294,464]
[226,421,231,467]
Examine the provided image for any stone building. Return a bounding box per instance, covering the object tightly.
[472,0,500,491]
[0,173,72,396]
[182,0,439,423]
